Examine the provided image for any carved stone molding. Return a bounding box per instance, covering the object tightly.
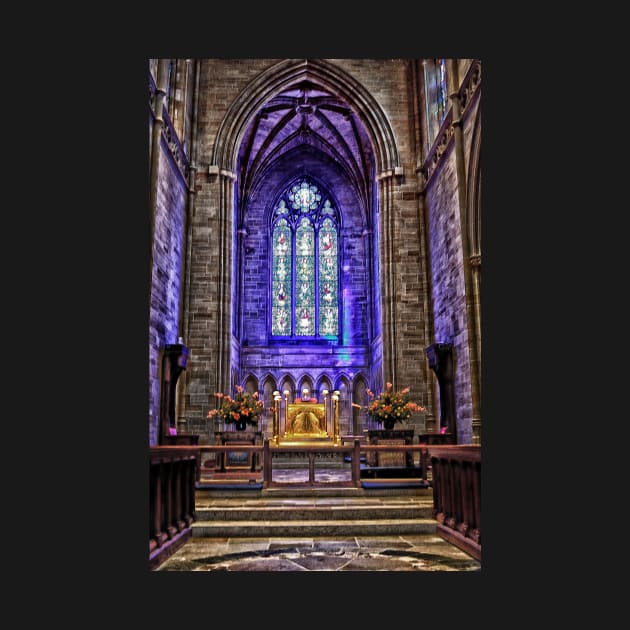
[457,60,481,120]
[161,107,189,187]
[420,109,454,186]
[419,60,481,189]
[149,73,157,115]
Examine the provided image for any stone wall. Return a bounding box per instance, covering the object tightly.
[149,58,481,444]
[423,85,480,444]
[149,139,188,445]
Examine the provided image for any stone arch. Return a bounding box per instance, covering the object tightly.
[278,374,296,436]
[298,374,315,399]
[352,374,369,434]
[210,59,402,401]
[212,59,400,176]
[279,374,296,401]
[260,373,278,436]
[243,373,259,394]
[316,374,333,398]
[333,374,352,434]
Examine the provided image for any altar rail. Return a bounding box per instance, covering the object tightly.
[427,445,481,560]
[149,447,197,569]
[190,441,431,487]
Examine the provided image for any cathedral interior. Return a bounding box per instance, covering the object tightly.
[149,58,482,572]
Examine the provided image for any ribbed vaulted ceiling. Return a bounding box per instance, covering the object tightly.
[237,80,375,209]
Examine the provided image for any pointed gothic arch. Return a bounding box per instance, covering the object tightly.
[209,58,404,398]
[211,59,400,176]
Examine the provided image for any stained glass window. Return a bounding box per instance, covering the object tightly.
[318,218,338,337]
[270,180,339,339]
[271,219,292,336]
[436,59,448,124]
[423,58,449,151]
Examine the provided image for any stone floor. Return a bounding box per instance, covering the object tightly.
[155,534,480,571]
[156,473,480,571]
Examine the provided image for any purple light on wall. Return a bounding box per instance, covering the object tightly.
[342,287,353,346]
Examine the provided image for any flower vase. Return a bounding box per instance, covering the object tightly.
[383,418,396,430]
[235,420,247,431]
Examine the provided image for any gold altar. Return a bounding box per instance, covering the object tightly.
[282,402,331,444]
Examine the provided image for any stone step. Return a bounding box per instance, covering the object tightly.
[195,484,431,499]
[191,518,437,537]
[194,503,434,521]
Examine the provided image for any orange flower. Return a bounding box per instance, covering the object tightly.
[355,381,425,427]
[208,387,264,427]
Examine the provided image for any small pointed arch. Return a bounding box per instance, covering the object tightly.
[279,374,296,402]
[261,373,278,396]
[352,374,369,434]
[316,374,333,399]
[298,374,315,399]
[333,374,352,434]
[261,372,278,402]
[243,374,259,395]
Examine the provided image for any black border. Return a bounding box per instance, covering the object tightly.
[61,21,549,619]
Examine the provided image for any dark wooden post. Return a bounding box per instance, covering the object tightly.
[352,440,361,487]
[165,457,177,539]
[419,446,429,483]
[152,463,167,548]
[174,460,184,532]
[308,451,315,484]
[263,439,271,487]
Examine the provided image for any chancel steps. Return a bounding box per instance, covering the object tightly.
[192,493,435,538]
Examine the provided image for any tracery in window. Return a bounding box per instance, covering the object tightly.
[270,180,339,339]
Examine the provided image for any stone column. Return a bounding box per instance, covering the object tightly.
[447,60,481,445]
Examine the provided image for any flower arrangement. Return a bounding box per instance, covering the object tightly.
[207,385,264,427]
[352,382,425,427]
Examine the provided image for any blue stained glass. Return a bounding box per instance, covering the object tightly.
[318,218,338,336]
[270,180,339,339]
[295,218,315,336]
[271,219,292,335]
[289,181,321,213]
[320,200,334,215]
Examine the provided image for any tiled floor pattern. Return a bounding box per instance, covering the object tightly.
[155,534,480,571]
[154,467,478,571]
[156,491,479,571]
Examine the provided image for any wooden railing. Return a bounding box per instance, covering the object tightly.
[427,445,481,560]
[149,447,198,569]
[150,442,481,563]
[193,440,431,487]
